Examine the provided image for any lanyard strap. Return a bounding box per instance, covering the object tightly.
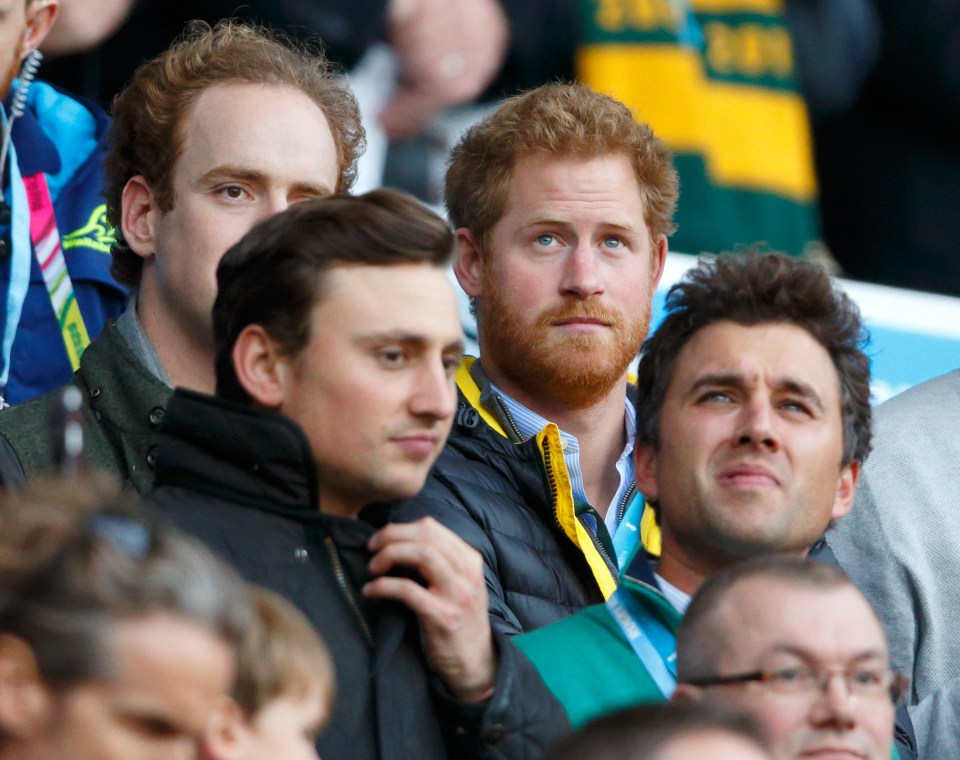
[22,171,90,372]
[605,587,678,698]
[1,136,33,393]
[613,489,645,568]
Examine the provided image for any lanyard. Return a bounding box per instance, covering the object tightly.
[1,136,33,394]
[613,490,645,568]
[22,171,90,372]
[605,586,678,698]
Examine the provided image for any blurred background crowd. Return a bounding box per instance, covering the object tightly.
[39,0,960,296]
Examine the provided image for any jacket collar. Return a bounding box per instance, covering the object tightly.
[156,389,321,519]
[4,88,60,180]
[621,544,662,591]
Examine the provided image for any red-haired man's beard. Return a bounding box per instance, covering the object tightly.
[478,282,654,410]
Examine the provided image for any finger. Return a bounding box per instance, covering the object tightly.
[367,537,459,588]
[362,574,446,620]
[369,517,474,572]
[368,516,450,551]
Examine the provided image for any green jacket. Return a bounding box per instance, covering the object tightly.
[0,320,170,493]
[515,550,909,760]
[513,555,681,728]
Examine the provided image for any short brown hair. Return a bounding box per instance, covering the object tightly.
[213,189,454,404]
[635,252,872,467]
[444,82,678,248]
[232,586,334,719]
[105,20,365,287]
[0,476,250,692]
[676,557,856,682]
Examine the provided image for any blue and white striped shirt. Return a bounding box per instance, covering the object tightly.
[490,382,637,540]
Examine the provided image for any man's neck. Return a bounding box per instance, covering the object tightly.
[136,298,216,393]
[486,369,629,517]
[317,491,360,519]
[657,537,813,596]
[655,545,711,597]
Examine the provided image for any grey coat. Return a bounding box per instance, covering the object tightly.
[827,370,960,760]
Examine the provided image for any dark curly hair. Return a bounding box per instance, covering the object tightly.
[635,253,872,466]
[105,20,365,287]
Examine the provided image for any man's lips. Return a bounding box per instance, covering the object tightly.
[716,462,780,487]
[799,746,867,759]
[552,317,612,332]
[390,433,441,457]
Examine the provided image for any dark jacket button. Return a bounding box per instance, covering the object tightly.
[148,407,165,427]
[90,386,102,399]
[146,445,158,468]
[483,724,505,742]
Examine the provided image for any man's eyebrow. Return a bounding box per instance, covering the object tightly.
[686,373,826,412]
[198,165,332,196]
[687,372,744,395]
[358,333,465,354]
[198,165,267,184]
[777,378,825,413]
[114,705,189,736]
[524,214,640,233]
[767,644,887,663]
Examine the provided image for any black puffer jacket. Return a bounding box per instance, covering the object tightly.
[392,359,621,636]
[145,389,568,760]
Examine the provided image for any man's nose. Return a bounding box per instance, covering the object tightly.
[808,671,858,731]
[734,398,780,452]
[266,192,292,215]
[410,362,457,421]
[559,241,604,298]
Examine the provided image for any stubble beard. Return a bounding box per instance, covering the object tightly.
[478,276,653,410]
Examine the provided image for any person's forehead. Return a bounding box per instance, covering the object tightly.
[659,730,769,760]
[501,151,646,220]
[669,321,841,405]
[313,264,461,342]
[174,82,337,186]
[113,613,232,702]
[719,579,887,663]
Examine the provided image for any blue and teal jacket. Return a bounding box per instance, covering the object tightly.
[516,540,917,760]
[513,546,680,727]
[1,81,125,404]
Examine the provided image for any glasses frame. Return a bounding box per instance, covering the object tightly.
[687,665,909,703]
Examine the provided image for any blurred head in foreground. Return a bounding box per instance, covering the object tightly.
[544,702,771,760]
[674,557,902,760]
[0,476,250,760]
[203,585,334,760]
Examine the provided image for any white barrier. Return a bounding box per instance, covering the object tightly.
[660,253,960,404]
[454,252,960,406]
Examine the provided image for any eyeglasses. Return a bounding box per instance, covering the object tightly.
[688,664,909,703]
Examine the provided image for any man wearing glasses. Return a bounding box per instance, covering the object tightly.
[674,556,906,760]
[513,254,917,758]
